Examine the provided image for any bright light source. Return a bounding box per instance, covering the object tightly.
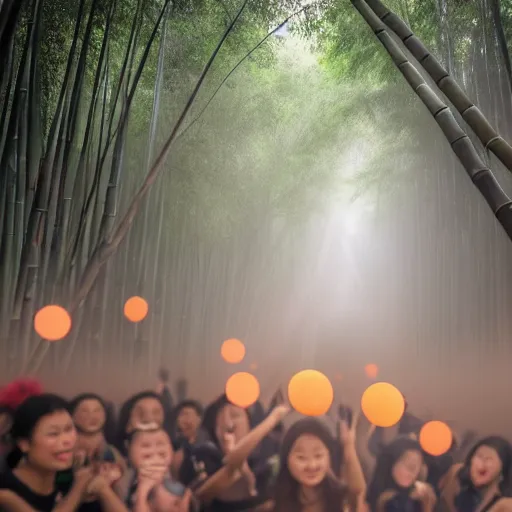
[344,209,360,235]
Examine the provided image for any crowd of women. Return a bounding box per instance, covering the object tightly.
[0,372,510,512]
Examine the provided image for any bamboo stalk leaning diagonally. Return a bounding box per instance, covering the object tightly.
[351,0,512,242]
[363,0,512,174]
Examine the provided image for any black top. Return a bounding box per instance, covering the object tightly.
[0,468,60,511]
[381,494,422,512]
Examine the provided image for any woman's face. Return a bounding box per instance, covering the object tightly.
[73,398,106,434]
[128,397,164,432]
[19,410,77,472]
[287,434,331,488]
[391,449,423,488]
[129,430,173,470]
[177,406,201,441]
[470,445,503,488]
[215,404,250,454]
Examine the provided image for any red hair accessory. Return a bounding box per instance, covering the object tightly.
[0,378,43,411]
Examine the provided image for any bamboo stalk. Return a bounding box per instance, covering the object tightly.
[69,0,250,313]
[0,0,25,85]
[363,0,512,174]
[56,0,113,277]
[351,0,512,241]
[12,0,87,318]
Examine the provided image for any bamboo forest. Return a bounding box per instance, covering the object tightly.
[3,0,512,443]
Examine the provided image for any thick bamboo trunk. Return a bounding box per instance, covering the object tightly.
[363,0,512,175]
[351,0,512,242]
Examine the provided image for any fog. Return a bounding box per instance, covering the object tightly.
[6,9,512,438]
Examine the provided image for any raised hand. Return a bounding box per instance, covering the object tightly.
[137,460,168,495]
[339,408,359,447]
[411,481,436,508]
[270,404,290,422]
[73,464,95,496]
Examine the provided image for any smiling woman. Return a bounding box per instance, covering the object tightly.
[0,394,129,512]
[0,394,78,510]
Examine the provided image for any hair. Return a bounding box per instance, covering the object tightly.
[458,436,512,497]
[115,391,171,455]
[273,418,346,512]
[366,436,423,511]
[68,392,106,414]
[7,393,70,468]
[201,394,253,448]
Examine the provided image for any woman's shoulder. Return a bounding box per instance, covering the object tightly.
[0,469,59,511]
[0,488,36,511]
[493,497,512,511]
[0,469,30,495]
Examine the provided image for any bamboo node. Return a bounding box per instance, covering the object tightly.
[485,136,502,149]
[449,134,467,146]
[471,168,490,181]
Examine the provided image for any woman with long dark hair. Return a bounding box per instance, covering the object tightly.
[273,416,366,512]
[440,436,512,511]
[183,399,289,511]
[366,436,435,512]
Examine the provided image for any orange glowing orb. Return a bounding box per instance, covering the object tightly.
[124,296,149,322]
[221,338,246,364]
[225,372,260,408]
[365,363,379,379]
[419,421,453,456]
[288,370,334,416]
[34,305,72,341]
[361,382,405,427]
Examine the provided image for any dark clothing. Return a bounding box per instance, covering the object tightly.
[454,489,502,512]
[382,494,422,512]
[0,468,60,511]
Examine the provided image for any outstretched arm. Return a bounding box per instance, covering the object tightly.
[196,406,289,504]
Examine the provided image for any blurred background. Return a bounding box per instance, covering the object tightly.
[1,0,512,434]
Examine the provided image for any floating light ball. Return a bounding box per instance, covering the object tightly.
[365,363,379,379]
[419,421,453,456]
[361,382,405,427]
[225,372,260,408]
[221,338,246,364]
[288,370,333,416]
[124,296,149,323]
[34,305,72,341]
